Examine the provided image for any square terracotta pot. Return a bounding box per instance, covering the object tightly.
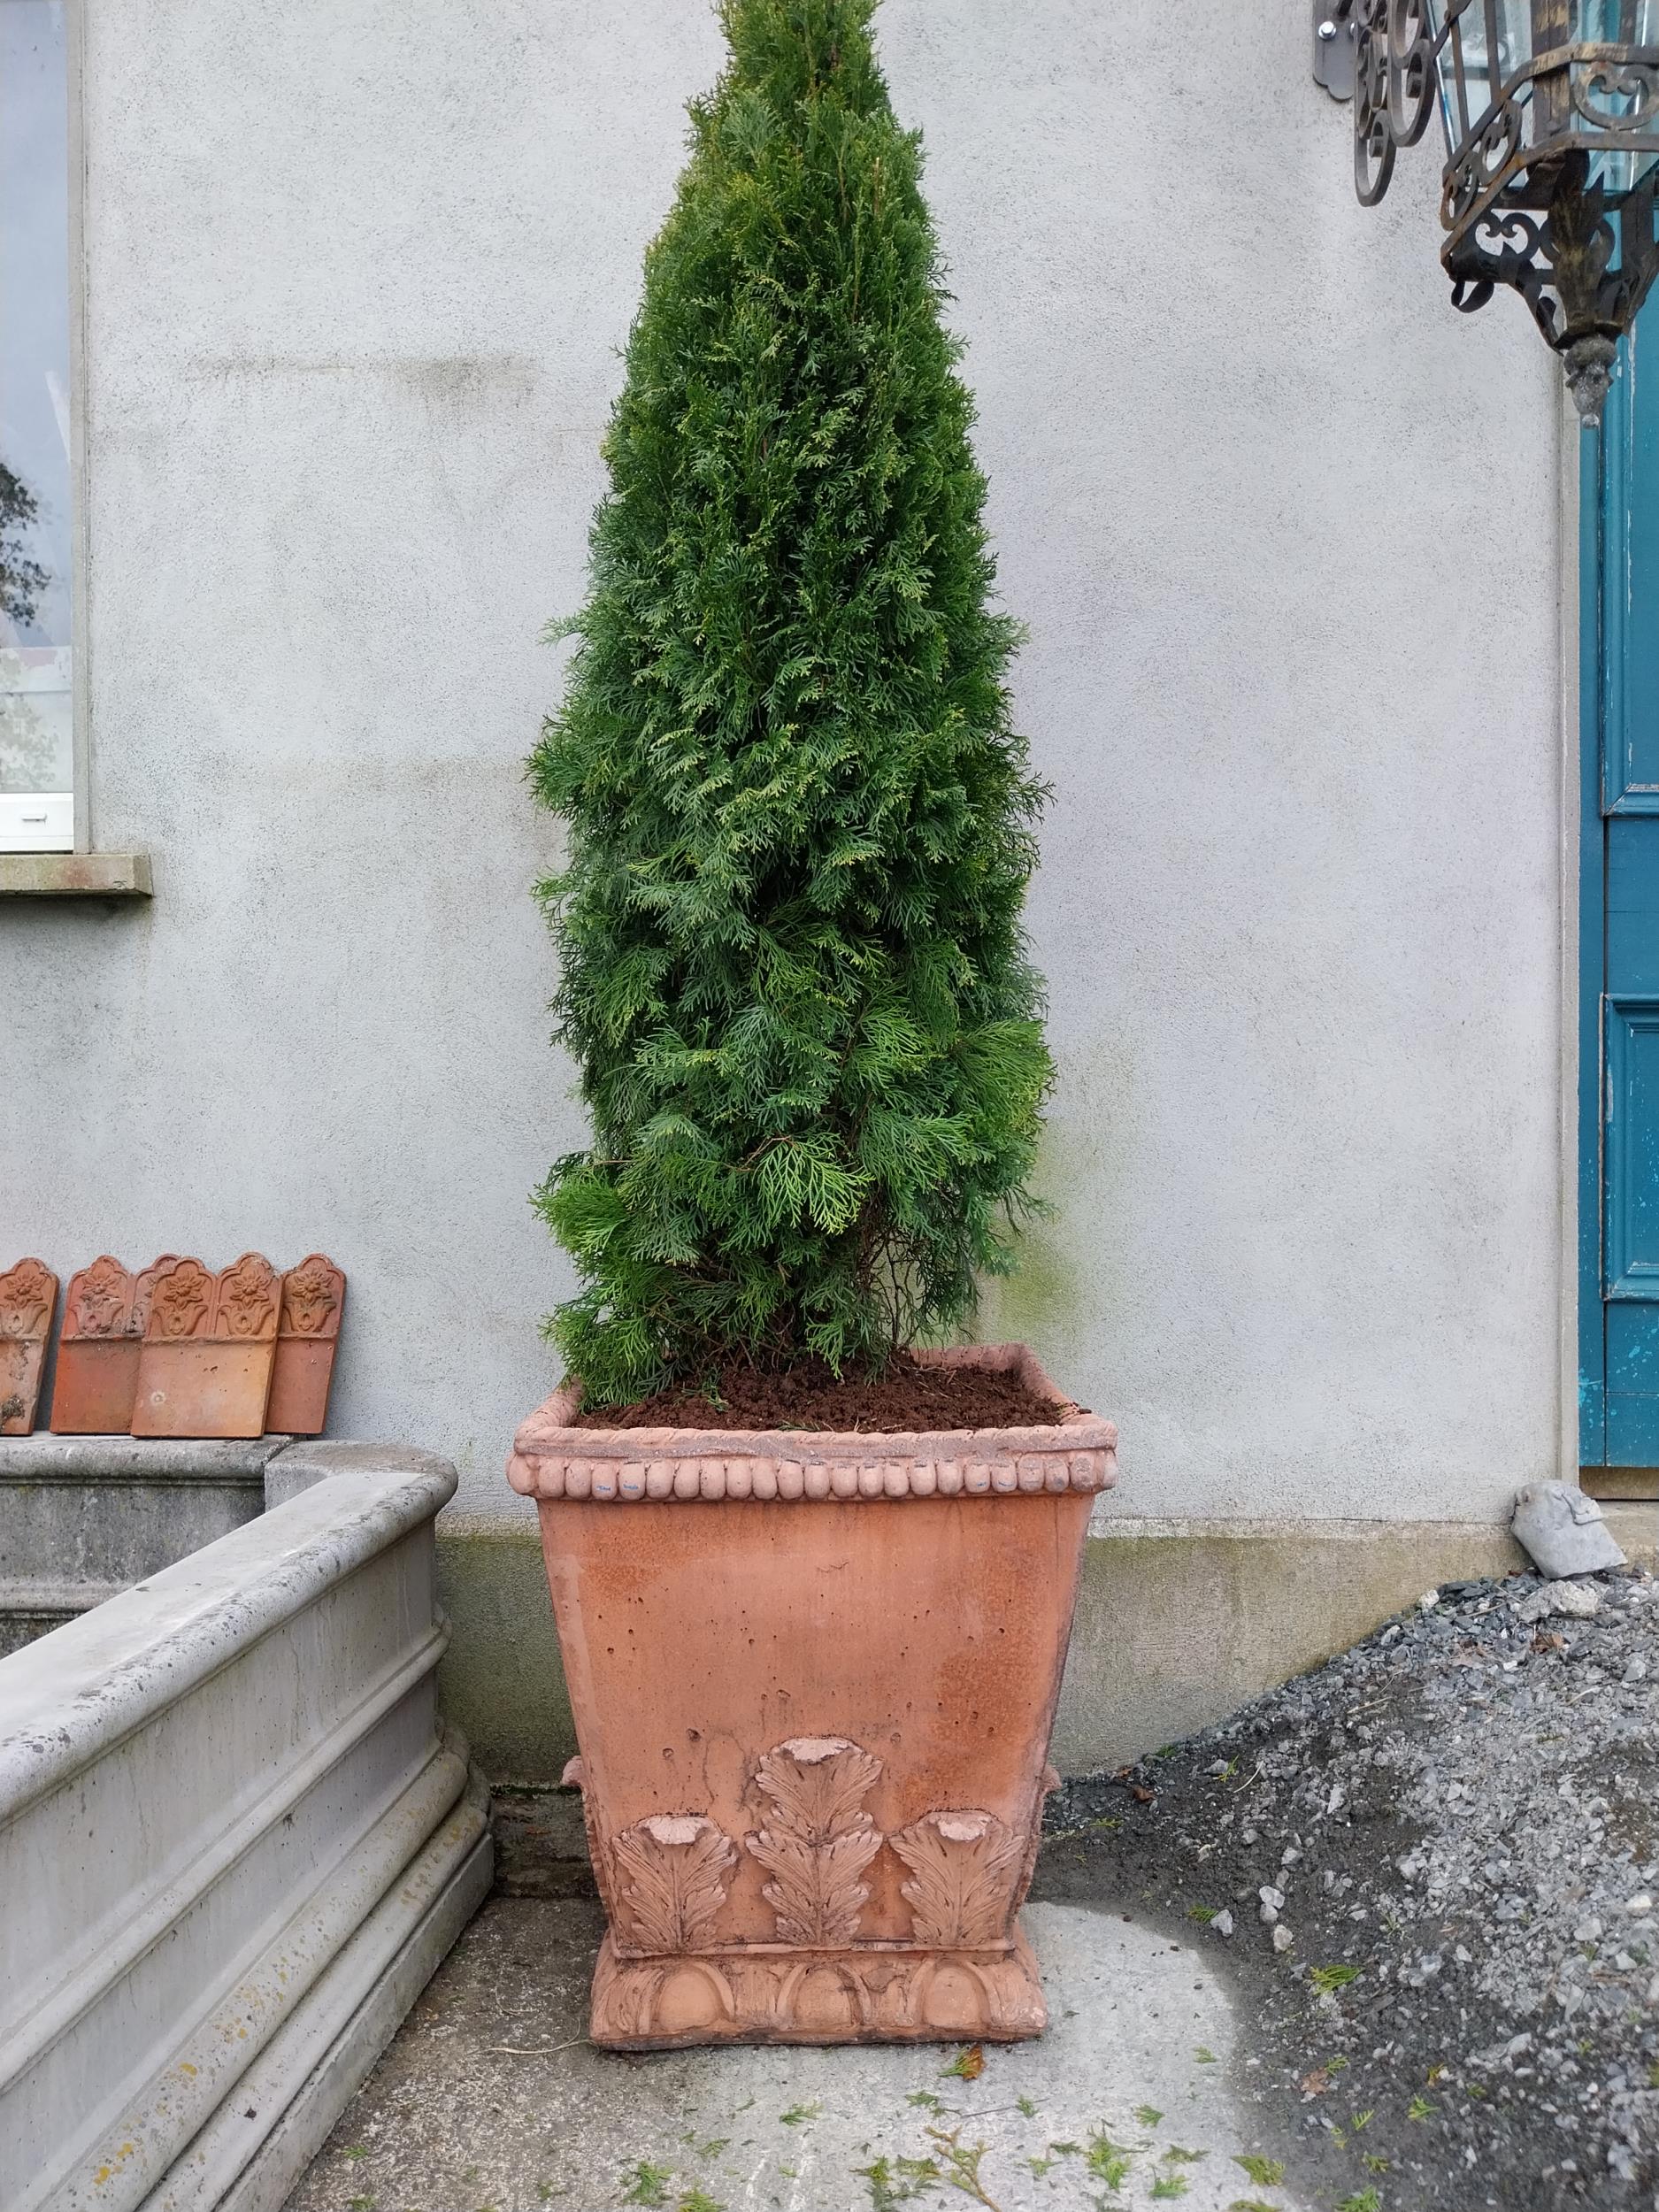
[0,1259,58,1436]
[131,1254,280,1439]
[507,1343,1117,2048]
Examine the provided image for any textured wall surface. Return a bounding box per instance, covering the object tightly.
[2,0,1563,1520]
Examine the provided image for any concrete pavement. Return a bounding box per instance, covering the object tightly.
[283,1895,1312,2212]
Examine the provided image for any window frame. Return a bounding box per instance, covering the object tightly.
[1,0,87,857]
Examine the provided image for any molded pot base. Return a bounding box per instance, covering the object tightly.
[509,1346,1118,2049]
[589,1919,1047,2049]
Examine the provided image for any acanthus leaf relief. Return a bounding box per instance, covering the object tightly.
[746,1737,884,1947]
[889,1809,1025,1949]
[610,1814,738,1955]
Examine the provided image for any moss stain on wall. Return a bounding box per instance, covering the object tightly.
[974,1032,1137,1396]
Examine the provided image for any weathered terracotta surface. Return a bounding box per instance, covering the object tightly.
[48,1256,180,1433]
[0,1259,58,1436]
[131,1254,280,1439]
[265,1254,346,1436]
[507,1341,1118,1504]
[49,1256,140,1433]
[509,1344,1116,2047]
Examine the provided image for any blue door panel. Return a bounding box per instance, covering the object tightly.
[1606,944,1659,996]
[1607,1391,1659,1462]
[1601,320,1659,814]
[1608,816,1659,914]
[1605,1004,1659,1292]
[1587,296,1659,1465]
[1607,1300,1659,1373]
[1606,822,1659,993]
[1601,1310,1659,1469]
[1608,328,1659,808]
[1605,1306,1659,1459]
[1580,395,1609,1468]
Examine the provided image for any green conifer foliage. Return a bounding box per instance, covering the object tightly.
[531,0,1053,1404]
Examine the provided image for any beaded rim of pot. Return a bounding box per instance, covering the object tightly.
[506,1342,1118,1504]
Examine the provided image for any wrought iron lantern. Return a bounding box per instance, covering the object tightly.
[1315,2,1659,420]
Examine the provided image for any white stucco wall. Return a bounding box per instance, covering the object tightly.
[1,0,1563,1521]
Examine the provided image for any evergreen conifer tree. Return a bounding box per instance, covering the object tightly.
[532,0,1053,1405]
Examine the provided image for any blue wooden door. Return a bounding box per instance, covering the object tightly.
[1583,294,1659,1467]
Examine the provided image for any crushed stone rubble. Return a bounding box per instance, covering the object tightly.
[1043,1561,1659,2211]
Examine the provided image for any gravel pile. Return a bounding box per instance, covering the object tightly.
[1038,1563,1659,2212]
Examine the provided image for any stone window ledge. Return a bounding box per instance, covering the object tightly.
[0,852,152,896]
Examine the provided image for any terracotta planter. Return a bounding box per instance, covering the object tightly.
[507,1343,1116,2049]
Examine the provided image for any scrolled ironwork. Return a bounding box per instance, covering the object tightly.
[1571,59,1659,130]
[1350,1,1393,202]
[1317,0,1659,419]
[1346,0,1441,203]
[1443,157,1659,413]
[1440,97,1526,227]
[1386,0,1440,148]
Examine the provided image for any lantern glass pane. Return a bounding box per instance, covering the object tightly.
[1574,0,1659,197]
[1431,0,1659,196]
[1431,1,1536,156]
[1576,0,1659,40]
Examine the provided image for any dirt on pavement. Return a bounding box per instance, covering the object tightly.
[1038,1562,1659,2212]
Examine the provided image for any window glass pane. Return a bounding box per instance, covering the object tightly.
[0,0,72,802]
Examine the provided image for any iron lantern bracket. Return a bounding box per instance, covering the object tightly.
[1311,0,1659,419]
[1314,4,1359,101]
